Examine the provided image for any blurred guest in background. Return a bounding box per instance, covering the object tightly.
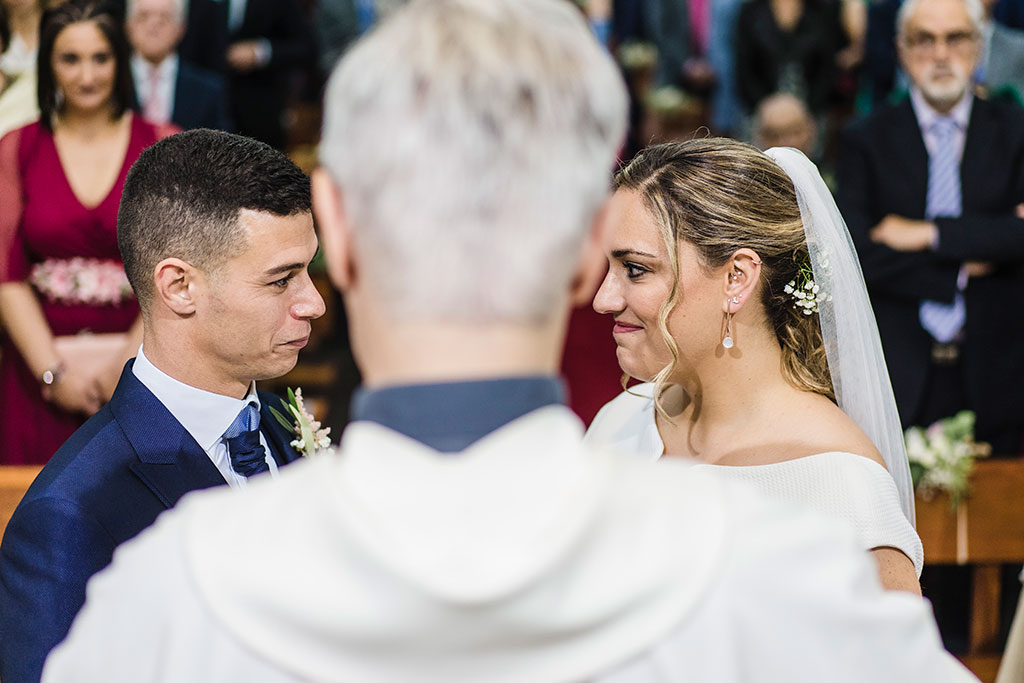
[223,0,316,149]
[0,0,175,466]
[125,0,231,130]
[176,0,226,72]
[0,0,41,77]
[735,0,846,119]
[978,0,1024,100]
[0,0,42,135]
[753,91,818,155]
[316,0,359,74]
[644,0,743,134]
[838,0,1024,456]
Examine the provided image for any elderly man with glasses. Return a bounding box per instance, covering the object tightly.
[837,0,1024,651]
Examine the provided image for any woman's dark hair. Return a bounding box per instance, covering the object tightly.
[37,0,134,131]
[0,3,11,56]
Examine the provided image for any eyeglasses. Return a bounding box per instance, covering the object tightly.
[902,30,978,56]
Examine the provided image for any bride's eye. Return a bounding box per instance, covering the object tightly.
[624,262,649,280]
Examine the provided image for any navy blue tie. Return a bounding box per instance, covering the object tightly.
[224,403,270,477]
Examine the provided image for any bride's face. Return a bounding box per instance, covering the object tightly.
[594,190,724,382]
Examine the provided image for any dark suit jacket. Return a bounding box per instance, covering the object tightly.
[227,0,316,149]
[734,0,845,113]
[172,61,233,131]
[837,96,1024,443]
[178,0,230,73]
[132,59,233,132]
[0,362,301,683]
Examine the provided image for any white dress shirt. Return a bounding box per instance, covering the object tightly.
[132,346,279,488]
[130,54,178,124]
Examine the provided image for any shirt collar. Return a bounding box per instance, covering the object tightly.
[132,346,260,452]
[130,53,178,82]
[351,376,566,453]
[910,86,973,132]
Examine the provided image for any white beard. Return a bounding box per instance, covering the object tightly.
[918,62,971,109]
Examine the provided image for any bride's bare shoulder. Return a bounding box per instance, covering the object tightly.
[791,393,887,469]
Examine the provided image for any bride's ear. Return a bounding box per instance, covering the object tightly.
[721,249,762,313]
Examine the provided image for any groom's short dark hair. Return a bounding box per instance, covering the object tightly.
[117,129,311,312]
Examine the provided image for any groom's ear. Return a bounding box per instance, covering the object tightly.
[153,258,198,316]
[721,248,762,313]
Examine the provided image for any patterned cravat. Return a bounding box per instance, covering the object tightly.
[223,402,270,477]
[919,117,966,343]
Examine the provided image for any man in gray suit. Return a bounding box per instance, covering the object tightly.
[981,0,1024,100]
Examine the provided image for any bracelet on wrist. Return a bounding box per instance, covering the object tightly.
[41,361,66,387]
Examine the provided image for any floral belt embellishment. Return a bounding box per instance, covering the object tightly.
[30,258,135,306]
[270,388,335,458]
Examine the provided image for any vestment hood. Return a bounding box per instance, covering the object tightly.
[184,406,733,682]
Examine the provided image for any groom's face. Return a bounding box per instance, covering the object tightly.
[191,209,326,397]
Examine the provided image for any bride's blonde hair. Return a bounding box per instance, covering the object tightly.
[614,137,834,403]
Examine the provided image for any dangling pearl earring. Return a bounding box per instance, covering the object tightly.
[722,311,735,349]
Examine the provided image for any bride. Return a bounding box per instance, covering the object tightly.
[585,138,922,593]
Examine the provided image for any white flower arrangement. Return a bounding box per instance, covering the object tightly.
[905,411,990,508]
[783,262,830,315]
[30,257,134,306]
[269,388,335,458]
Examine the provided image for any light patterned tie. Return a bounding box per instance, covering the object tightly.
[919,117,965,343]
[143,65,165,123]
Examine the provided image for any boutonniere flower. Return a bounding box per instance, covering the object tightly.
[269,388,335,458]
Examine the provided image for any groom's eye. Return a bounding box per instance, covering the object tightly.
[269,274,294,288]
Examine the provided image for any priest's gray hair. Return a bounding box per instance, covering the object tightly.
[320,0,627,323]
[896,0,984,39]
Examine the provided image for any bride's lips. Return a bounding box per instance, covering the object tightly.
[612,321,643,334]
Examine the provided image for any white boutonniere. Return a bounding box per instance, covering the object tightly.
[269,388,335,458]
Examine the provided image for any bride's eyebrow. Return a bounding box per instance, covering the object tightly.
[612,249,657,259]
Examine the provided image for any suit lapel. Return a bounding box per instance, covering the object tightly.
[960,98,992,209]
[888,99,930,216]
[259,391,302,466]
[109,362,226,509]
[172,69,185,129]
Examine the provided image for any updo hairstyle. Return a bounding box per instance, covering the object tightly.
[614,137,834,400]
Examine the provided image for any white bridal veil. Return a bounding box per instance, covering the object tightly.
[765,147,916,526]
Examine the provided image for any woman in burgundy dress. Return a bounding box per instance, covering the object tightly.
[0,0,175,464]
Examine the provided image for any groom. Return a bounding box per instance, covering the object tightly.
[45,1,971,681]
[0,130,325,683]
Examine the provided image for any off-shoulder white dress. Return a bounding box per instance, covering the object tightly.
[585,383,924,576]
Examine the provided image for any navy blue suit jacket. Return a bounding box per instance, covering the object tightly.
[0,362,301,683]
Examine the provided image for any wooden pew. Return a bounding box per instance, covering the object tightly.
[916,458,1024,682]
[0,466,41,544]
